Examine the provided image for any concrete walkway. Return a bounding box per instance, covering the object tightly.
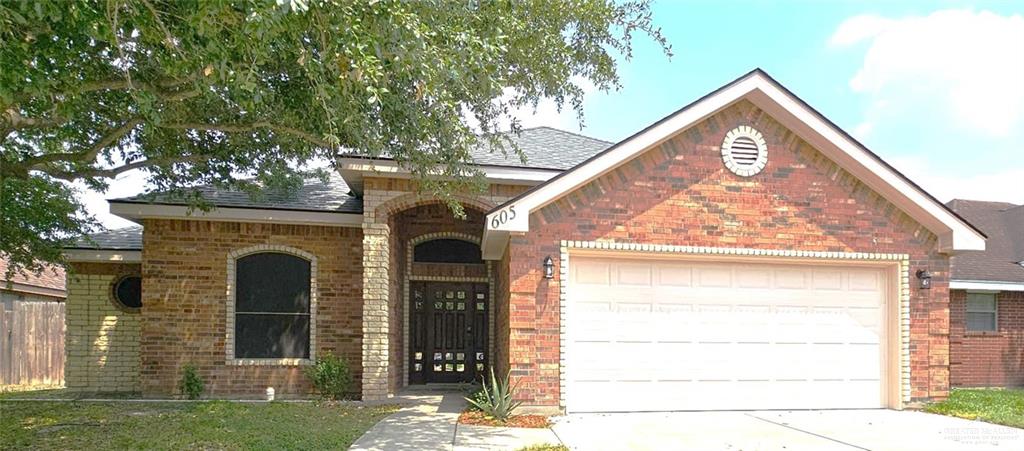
[349,391,562,451]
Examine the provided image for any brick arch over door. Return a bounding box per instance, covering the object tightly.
[374,193,496,222]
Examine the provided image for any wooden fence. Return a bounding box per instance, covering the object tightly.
[1,298,65,387]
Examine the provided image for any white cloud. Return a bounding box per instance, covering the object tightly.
[852,121,873,139]
[831,9,1024,137]
[888,155,1024,204]
[829,15,894,47]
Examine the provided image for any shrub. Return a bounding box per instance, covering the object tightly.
[179,364,204,400]
[464,368,521,422]
[466,385,489,412]
[305,353,353,400]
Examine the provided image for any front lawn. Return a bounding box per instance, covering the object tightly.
[925,388,1024,429]
[0,400,398,449]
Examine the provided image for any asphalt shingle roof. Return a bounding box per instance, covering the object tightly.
[110,173,362,214]
[340,126,612,170]
[0,258,66,293]
[68,226,143,251]
[469,126,612,169]
[947,199,1024,283]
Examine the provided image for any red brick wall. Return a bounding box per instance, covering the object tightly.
[504,100,951,406]
[494,244,511,378]
[140,220,363,397]
[950,289,1024,387]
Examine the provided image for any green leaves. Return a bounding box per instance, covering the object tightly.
[0,0,669,273]
[465,368,523,422]
[304,352,354,400]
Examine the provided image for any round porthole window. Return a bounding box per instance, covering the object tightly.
[721,126,768,177]
[111,275,142,310]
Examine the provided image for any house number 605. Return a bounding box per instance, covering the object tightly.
[490,206,516,228]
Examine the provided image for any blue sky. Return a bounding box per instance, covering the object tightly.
[524,1,1024,200]
[87,1,1024,228]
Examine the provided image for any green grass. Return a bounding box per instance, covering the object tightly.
[0,400,399,450]
[925,388,1024,429]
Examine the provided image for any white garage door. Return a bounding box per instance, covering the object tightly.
[566,255,889,412]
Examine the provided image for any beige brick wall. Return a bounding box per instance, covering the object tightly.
[64,263,142,393]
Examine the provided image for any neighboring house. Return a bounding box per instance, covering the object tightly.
[946,200,1024,388]
[63,69,989,413]
[0,259,66,303]
[1,258,66,386]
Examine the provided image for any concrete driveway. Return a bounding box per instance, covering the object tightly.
[551,410,1024,451]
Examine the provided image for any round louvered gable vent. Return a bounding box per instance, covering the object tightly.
[721,126,768,177]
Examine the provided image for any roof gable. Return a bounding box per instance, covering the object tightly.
[482,69,986,259]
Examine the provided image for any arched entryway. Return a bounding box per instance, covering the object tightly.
[382,202,494,389]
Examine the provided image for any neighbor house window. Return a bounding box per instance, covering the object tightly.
[966,292,998,332]
[234,252,312,359]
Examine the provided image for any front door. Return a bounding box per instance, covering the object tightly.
[409,282,489,384]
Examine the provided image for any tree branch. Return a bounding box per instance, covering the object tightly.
[158,121,335,148]
[45,154,212,181]
[25,117,143,171]
[3,108,67,131]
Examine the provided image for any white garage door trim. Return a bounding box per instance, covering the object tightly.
[558,241,910,412]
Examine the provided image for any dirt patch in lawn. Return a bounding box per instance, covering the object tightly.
[458,410,550,428]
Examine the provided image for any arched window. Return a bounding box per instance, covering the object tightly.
[413,239,483,264]
[234,252,311,359]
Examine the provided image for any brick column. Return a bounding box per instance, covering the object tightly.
[361,221,390,400]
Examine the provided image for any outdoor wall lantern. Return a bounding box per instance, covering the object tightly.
[916,269,932,290]
[543,256,555,279]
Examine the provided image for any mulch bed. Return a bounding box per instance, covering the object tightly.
[458,410,550,428]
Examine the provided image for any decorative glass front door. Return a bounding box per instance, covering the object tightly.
[409,282,488,384]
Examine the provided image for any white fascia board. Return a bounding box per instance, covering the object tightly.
[483,72,985,254]
[336,157,560,185]
[2,281,65,298]
[109,202,363,227]
[950,280,1024,292]
[64,249,142,263]
[747,82,985,252]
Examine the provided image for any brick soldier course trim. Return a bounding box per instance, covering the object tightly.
[225,244,318,366]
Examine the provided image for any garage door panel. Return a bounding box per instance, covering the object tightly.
[567,256,888,412]
[656,265,693,287]
[615,263,653,285]
[695,267,733,287]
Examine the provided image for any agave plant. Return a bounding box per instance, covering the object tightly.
[464,368,522,422]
